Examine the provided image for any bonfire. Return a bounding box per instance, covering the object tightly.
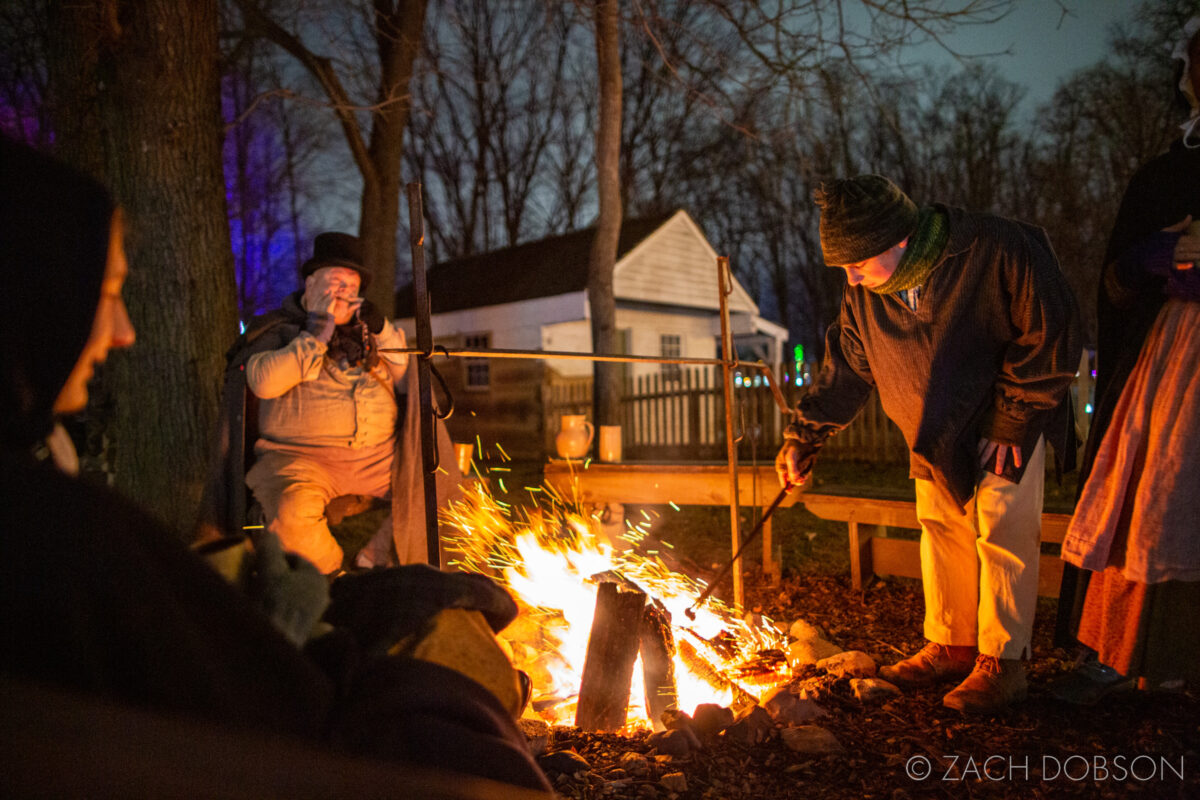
[441,473,790,732]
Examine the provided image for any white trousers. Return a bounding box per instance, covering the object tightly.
[915,437,1045,659]
[246,444,393,575]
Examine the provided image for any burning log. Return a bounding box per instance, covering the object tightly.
[677,638,758,713]
[638,601,677,731]
[677,638,732,696]
[576,582,647,731]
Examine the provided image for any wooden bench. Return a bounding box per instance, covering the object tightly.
[543,462,1072,598]
[543,462,797,586]
[798,492,1072,598]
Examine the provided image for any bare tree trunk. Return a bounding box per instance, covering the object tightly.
[235,0,426,316]
[363,1,425,315]
[589,0,622,427]
[46,0,238,536]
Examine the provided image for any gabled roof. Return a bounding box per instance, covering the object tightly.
[396,212,674,316]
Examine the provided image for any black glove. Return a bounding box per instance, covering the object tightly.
[357,299,385,334]
[324,564,518,657]
[246,528,331,646]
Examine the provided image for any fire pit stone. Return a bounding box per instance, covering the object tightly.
[788,618,827,641]
[518,717,551,756]
[780,724,845,755]
[851,677,902,703]
[616,750,650,776]
[762,685,828,725]
[724,704,774,745]
[647,726,701,756]
[817,650,877,678]
[659,772,688,793]
[537,748,592,777]
[659,708,692,732]
[787,636,842,667]
[690,703,735,737]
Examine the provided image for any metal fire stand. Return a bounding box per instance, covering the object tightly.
[404,184,789,608]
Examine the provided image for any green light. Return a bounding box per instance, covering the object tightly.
[793,344,805,364]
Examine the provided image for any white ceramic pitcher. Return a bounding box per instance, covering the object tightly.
[555,414,594,459]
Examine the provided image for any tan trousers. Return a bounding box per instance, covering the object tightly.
[246,444,392,574]
[915,437,1045,660]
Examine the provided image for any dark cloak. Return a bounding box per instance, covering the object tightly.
[1055,138,1200,647]
[0,137,109,450]
[196,291,464,564]
[0,139,549,793]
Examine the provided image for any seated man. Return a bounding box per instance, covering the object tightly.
[241,232,408,574]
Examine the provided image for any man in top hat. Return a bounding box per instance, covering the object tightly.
[776,175,1081,713]
[238,232,409,575]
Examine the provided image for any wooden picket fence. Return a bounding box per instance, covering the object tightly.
[543,349,1095,469]
[543,366,907,463]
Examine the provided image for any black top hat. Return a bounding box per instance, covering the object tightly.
[300,232,372,290]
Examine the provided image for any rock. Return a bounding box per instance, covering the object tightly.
[649,727,701,756]
[691,703,734,737]
[537,749,591,776]
[724,704,774,745]
[787,637,842,668]
[660,708,693,732]
[818,650,877,678]
[660,772,688,793]
[780,725,845,755]
[617,751,650,776]
[761,686,826,724]
[517,718,550,756]
[789,617,827,642]
[760,686,793,714]
[851,677,902,703]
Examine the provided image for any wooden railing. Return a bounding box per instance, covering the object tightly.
[545,357,1093,467]
[543,366,901,463]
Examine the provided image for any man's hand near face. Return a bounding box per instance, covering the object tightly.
[303,266,364,326]
[312,285,363,323]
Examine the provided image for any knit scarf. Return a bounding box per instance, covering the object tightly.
[870,207,949,295]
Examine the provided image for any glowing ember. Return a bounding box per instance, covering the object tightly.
[442,477,789,730]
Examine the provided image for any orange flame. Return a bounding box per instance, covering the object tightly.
[442,476,788,730]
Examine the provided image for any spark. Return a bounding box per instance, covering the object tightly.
[439,475,789,730]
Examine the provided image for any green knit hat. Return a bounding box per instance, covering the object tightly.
[815,174,919,266]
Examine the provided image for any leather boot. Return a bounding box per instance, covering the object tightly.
[943,655,1028,713]
[878,641,976,688]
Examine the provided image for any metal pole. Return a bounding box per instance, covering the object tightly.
[717,256,743,611]
[377,346,791,416]
[406,183,442,567]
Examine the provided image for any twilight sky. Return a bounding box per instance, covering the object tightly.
[905,0,1137,113]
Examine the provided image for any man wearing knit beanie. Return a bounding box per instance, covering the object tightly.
[776,174,1082,714]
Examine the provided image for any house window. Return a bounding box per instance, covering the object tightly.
[464,333,490,389]
[660,334,681,382]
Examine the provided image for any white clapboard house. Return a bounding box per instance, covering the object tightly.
[395,210,788,459]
